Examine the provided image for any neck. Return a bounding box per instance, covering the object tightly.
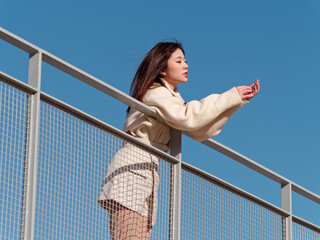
[161,77,177,91]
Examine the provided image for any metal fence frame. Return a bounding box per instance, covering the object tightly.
[1,26,320,239]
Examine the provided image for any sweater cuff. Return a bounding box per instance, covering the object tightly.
[233,86,249,106]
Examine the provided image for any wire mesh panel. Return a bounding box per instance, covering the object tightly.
[181,168,285,240]
[0,79,30,239]
[35,99,172,239]
[150,159,172,239]
[293,220,320,240]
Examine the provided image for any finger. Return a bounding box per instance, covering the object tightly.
[247,86,254,92]
[238,87,252,95]
[246,92,257,99]
[243,89,253,94]
[246,94,254,99]
[256,81,260,91]
[255,80,260,89]
[241,86,252,91]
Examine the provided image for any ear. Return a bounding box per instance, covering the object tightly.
[160,71,166,76]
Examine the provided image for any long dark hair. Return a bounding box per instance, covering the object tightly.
[127,41,184,114]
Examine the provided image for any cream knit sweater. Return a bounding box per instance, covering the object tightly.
[124,78,248,152]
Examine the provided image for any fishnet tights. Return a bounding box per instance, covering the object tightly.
[108,200,152,240]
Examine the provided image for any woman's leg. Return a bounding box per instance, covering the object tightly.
[107,200,152,240]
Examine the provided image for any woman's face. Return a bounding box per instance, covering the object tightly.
[161,48,188,90]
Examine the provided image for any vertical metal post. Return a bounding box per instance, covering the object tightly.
[169,128,182,240]
[21,51,42,240]
[281,182,292,240]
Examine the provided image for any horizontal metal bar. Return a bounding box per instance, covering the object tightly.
[0,28,163,124]
[40,91,180,165]
[293,215,320,233]
[181,161,291,218]
[41,51,167,125]
[292,183,320,205]
[0,27,40,54]
[198,137,320,206]
[197,136,291,185]
[0,71,37,94]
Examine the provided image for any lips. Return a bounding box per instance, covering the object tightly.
[184,72,188,77]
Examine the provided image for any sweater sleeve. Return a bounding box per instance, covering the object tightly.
[186,103,245,141]
[143,86,248,136]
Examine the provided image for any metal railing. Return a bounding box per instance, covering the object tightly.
[0,26,319,239]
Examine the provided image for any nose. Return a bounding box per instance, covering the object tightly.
[184,62,188,69]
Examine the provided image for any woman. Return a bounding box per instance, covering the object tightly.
[98,41,260,239]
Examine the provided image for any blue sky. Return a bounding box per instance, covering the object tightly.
[1,0,320,229]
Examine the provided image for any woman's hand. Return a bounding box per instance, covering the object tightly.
[236,79,260,101]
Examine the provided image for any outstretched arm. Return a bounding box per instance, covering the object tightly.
[143,86,245,132]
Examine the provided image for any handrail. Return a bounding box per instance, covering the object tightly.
[1,26,319,209]
[41,50,164,124]
[293,215,320,233]
[199,137,320,205]
[0,27,40,54]
[0,71,37,94]
[181,161,291,217]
